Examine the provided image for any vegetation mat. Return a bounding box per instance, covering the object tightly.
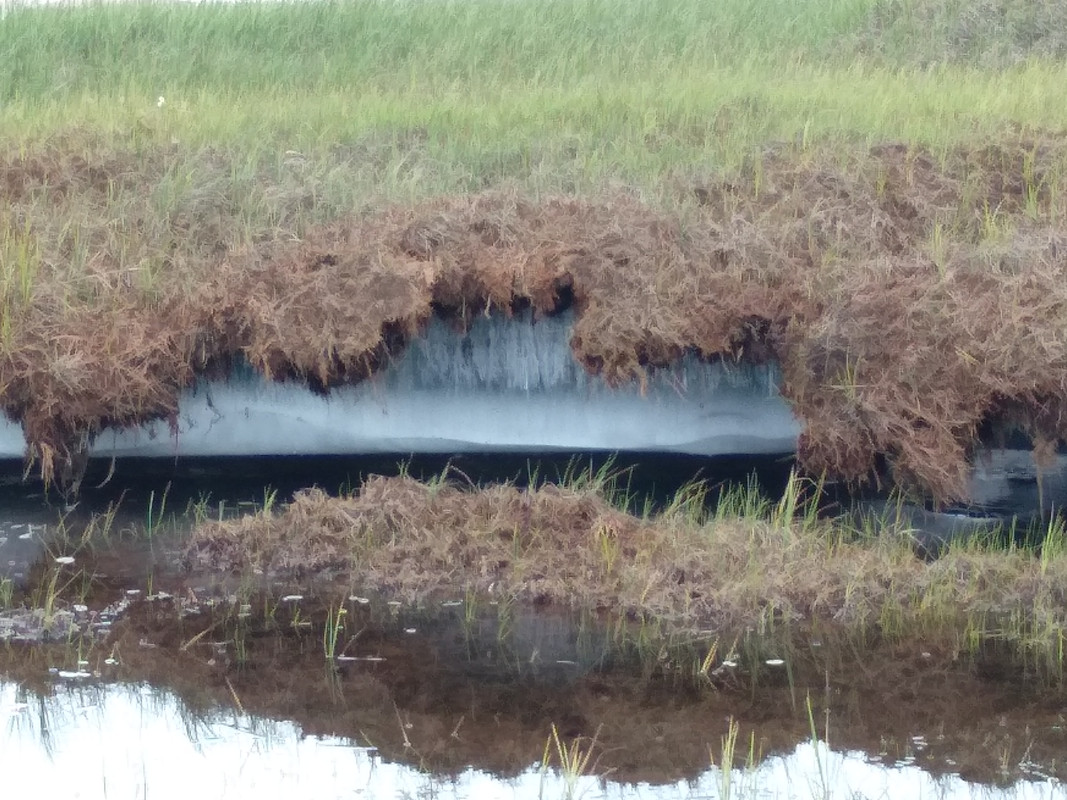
[186,471,1067,671]
[3,1,1067,498]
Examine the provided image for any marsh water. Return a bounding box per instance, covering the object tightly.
[1,455,1066,799]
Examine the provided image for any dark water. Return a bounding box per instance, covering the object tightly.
[1,451,796,583]
[63,450,800,512]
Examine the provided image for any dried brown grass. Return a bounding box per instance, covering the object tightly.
[185,474,1067,638]
[5,133,1067,497]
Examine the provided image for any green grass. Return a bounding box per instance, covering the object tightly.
[0,0,878,98]
[4,0,1062,99]
[2,0,1067,205]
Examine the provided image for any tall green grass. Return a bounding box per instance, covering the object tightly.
[5,61,1067,201]
[0,0,877,100]
[1,0,1066,197]
[4,0,1059,99]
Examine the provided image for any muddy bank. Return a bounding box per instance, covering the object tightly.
[4,134,1067,499]
[185,474,1067,655]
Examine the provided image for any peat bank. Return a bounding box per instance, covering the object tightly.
[2,0,1067,797]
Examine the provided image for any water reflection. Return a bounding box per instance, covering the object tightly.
[0,680,1060,800]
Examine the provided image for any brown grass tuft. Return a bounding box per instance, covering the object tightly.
[185,474,1067,643]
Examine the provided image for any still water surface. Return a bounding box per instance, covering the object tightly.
[1,679,1061,800]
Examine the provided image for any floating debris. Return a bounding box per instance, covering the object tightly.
[764,658,785,667]
[349,596,370,605]
[54,556,75,565]
[281,594,304,603]
[2,608,81,643]
[404,628,417,634]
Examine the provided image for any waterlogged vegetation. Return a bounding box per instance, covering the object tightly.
[2,515,1067,795]
[0,459,1064,796]
[187,465,1067,684]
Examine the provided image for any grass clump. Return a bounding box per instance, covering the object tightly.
[185,472,1067,674]
[860,0,1067,67]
